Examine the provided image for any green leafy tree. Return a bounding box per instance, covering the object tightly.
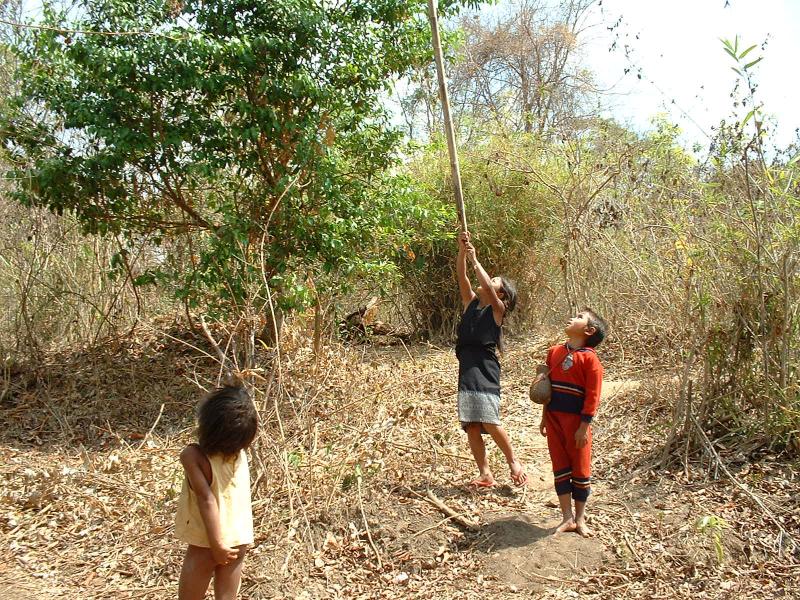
[0,0,478,362]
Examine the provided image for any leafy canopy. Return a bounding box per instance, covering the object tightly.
[1,0,480,312]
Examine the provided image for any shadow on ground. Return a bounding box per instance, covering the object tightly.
[475,514,551,551]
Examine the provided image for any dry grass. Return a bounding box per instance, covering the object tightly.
[1,319,799,599]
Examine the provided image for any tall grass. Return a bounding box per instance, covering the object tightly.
[0,199,171,361]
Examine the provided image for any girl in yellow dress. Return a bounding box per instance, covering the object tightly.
[175,384,258,600]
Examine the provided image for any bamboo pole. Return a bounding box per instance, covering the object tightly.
[427,0,467,233]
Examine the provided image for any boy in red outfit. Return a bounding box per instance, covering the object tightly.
[538,308,607,537]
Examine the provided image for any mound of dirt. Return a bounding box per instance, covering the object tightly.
[476,512,606,592]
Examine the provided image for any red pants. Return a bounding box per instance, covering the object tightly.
[545,410,592,501]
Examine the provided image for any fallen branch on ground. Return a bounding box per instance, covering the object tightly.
[409,488,480,532]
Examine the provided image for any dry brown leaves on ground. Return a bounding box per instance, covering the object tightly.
[1,321,799,598]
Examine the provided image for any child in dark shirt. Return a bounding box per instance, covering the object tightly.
[456,231,527,487]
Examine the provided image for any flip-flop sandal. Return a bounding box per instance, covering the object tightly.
[510,465,528,487]
[468,478,497,488]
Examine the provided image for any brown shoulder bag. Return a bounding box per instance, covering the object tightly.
[529,364,552,405]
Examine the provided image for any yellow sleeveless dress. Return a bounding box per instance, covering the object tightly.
[174,448,254,548]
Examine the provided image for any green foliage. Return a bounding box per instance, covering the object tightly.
[684,40,800,446]
[403,52,799,450]
[400,117,701,338]
[399,133,562,336]
[696,514,729,564]
[0,0,480,318]
[721,36,763,78]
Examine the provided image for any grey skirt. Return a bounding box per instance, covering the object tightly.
[458,390,501,432]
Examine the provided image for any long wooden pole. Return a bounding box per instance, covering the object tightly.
[427,0,467,233]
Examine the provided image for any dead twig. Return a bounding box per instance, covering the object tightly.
[399,338,416,364]
[691,411,797,554]
[138,403,164,450]
[410,515,458,539]
[623,532,642,562]
[514,563,573,584]
[357,472,383,570]
[387,441,473,463]
[406,488,480,531]
[198,315,231,376]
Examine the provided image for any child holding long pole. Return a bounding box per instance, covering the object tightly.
[456,232,527,487]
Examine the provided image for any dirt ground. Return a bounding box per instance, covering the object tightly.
[1,328,798,598]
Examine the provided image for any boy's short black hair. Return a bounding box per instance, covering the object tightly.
[197,385,258,457]
[583,307,608,348]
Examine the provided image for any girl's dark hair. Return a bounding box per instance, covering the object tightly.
[497,276,518,352]
[197,385,258,457]
[499,277,517,314]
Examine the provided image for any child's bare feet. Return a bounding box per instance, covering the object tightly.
[575,518,593,538]
[554,517,577,536]
[509,460,528,486]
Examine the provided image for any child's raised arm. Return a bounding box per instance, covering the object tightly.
[468,245,506,324]
[457,231,476,309]
[180,445,240,566]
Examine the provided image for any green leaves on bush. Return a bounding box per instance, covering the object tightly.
[0,0,478,317]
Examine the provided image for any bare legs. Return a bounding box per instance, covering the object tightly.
[466,423,494,485]
[179,544,248,600]
[465,423,527,486]
[554,493,576,534]
[178,545,215,600]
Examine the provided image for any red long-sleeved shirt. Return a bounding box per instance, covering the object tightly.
[545,343,603,422]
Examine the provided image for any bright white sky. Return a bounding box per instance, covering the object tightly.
[410,0,800,153]
[14,0,799,153]
[578,0,800,151]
